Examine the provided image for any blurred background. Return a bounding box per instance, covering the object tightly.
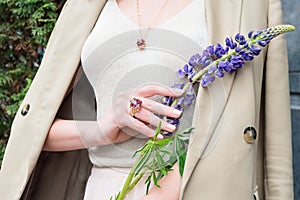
[0,0,299,199]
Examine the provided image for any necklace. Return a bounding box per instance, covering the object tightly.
[135,0,170,50]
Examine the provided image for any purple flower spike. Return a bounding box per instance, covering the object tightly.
[235,47,242,52]
[215,68,224,78]
[167,118,180,126]
[164,116,181,136]
[172,83,184,89]
[252,30,263,39]
[240,51,254,61]
[230,55,244,69]
[201,73,215,87]
[177,64,194,79]
[218,60,233,72]
[208,65,217,74]
[225,37,237,49]
[174,104,184,112]
[248,30,254,38]
[162,96,174,106]
[160,25,295,138]
[249,45,262,55]
[214,43,227,58]
[183,94,195,106]
[207,45,215,55]
[235,33,247,45]
[177,96,185,105]
[174,85,195,106]
[189,53,202,67]
[258,40,267,47]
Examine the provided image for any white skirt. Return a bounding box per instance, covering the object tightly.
[83,166,151,200]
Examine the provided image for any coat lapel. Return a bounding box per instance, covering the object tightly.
[180,0,244,197]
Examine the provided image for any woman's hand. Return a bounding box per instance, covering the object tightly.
[104,83,184,142]
[43,83,183,151]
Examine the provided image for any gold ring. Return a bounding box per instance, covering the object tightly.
[129,98,142,117]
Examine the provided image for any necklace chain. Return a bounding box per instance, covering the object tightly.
[135,0,170,49]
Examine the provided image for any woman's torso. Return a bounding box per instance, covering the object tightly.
[81,0,208,168]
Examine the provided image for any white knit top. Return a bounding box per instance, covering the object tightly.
[81,0,208,167]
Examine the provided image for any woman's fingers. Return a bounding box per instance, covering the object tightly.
[134,83,184,98]
[112,83,184,140]
[139,97,182,118]
[134,108,177,133]
[124,116,164,139]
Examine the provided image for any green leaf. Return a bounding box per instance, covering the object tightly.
[145,174,152,195]
[135,147,152,175]
[154,138,172,146]
[159,148,172,156]
[133,143,149,157]
[152,171,161,188]
[155,151,165,171]
[178,151,187,176]
[153,121,162,139]
[178,127,195,136]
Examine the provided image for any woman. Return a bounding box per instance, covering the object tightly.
[0,0,293,199]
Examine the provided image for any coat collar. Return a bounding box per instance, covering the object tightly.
[180,0,244,196]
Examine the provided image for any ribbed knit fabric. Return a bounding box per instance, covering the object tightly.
[81,0,208,168]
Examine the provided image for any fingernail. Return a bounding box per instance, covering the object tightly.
[174,88,184,95]
[167,123,176,131]
[173,109,182,116]
[157,134,164,140]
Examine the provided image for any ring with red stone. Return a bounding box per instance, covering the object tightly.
[129,98,143,117]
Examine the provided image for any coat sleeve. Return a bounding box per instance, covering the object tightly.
[264,0,294,199]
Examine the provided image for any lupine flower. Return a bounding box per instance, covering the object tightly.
[200,73,215,87]
[194,24,295,88]
[189,53,202,67]
[177,64,194,80]
[162,24,295,137]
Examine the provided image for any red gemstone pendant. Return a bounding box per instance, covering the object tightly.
[136,38,146,50]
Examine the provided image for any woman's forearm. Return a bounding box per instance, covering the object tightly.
[43,115,120,151]
[142,162,181,200]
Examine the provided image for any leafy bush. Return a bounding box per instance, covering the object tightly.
[0,0,66,165]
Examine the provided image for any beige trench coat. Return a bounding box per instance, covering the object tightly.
[0,0,294,199]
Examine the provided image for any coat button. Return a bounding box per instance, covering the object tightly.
[243,126,257,144]
[21,104,30,116]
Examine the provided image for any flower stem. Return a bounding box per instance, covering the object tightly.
[117,154,143,200]
[117,168,136,200]
[128,169,148,192]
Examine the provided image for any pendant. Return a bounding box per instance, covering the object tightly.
[136,38,146,50]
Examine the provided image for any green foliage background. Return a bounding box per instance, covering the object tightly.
[0,0,66,165]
